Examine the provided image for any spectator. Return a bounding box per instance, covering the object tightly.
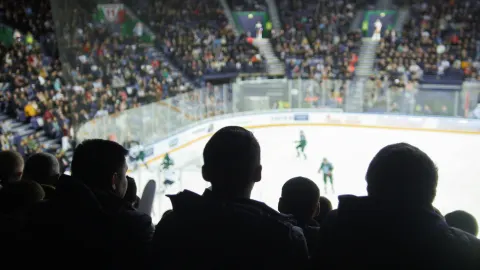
[314,196,332,225]
[314,143,480,269]
[0,150,24,187]
[445,210,478,237]
[0,180,44,257]
[151,126,309,269]
[0,1,198,170]
[27,139,154,270]
[126,0,265,81]
[22,152,60,199]
[0,180,45,215]
[278,176,320,256]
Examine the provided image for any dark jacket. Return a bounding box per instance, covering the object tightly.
[296,219,321,257]
[314,195,480,270]
[25,175,154,270]
[151,189,309,270]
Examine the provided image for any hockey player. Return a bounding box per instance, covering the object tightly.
[295,131,307,159]
[132,144,148,170]
[161,153,175,187]
[161,153,174,171]
[318,158,334,194]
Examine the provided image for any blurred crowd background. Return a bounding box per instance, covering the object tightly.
[1,0,479,170]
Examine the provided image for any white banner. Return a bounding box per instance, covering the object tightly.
[99,4,124,23]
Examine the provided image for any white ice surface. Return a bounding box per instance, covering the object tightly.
[130,126,480,226]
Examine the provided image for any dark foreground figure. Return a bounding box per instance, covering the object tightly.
[25,140,154,270]
[314,143,480,270]
[151,126,309,269]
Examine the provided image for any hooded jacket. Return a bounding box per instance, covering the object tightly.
[25,175,154,270]
[314,195,480,270]
[151,189,309,270]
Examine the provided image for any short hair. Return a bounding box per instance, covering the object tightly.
[280,177,320,220]
[0,150,24,184]
[366,143,438,205]
[71,139,128,188]
[316,196,333,224]
[445,210,478,236]
[0,180,45,213]
[203,126,260,181]
[23,153,60,185]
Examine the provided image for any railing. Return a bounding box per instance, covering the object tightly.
[363,79,480,117]
[76,78,479,145]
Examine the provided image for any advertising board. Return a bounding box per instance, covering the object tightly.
[294,113,309,121]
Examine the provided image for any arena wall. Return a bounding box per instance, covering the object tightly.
[138,111,480,168]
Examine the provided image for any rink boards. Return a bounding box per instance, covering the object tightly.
[134,111,480,169]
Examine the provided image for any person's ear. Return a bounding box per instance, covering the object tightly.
[111,172,118,190]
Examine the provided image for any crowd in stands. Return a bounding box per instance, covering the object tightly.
[273,0,364,107]
[0,0,197,170]
[367,0,480,116]
[374,0,480,85]
[228,0,267,11]
[126,0,265,84]
[0,127,479,269]
[0,39,72,169]
[274,0,362,76]
[0,0,57,56]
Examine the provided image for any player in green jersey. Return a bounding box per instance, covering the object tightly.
[318,158,334,194]
[161,153,174,171]
[295,130,307,159]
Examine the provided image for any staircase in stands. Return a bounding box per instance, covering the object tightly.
[0,113,66,157]
[355,38,379,78]
[218,0,240,36]
[264,0,282,34]
[253,38,285,76]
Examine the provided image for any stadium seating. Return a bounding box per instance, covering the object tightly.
[0,0,194,166]
[228,0,267,12]
[272,0,364,107]
[375,0,480,82]
[124,0,266,83]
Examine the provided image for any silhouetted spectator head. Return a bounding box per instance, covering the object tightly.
[366,143,438,206]
[23,152,60,186]
[124,176,139,208]
[278,177,320,223]
[0,180,45,214]
[315,196,333,224]
[71,139,129,198]
[162,209,173,219]
[445,210,478,236]
[0,150,24,186]
[202,126,261,199]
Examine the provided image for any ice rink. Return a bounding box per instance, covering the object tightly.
[131,125,480,225]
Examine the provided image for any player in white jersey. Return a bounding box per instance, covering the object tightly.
[129,143,149,170]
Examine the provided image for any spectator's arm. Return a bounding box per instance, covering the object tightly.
[150,212,192,269]
[286,225,310,269]
[117,211,154,270]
